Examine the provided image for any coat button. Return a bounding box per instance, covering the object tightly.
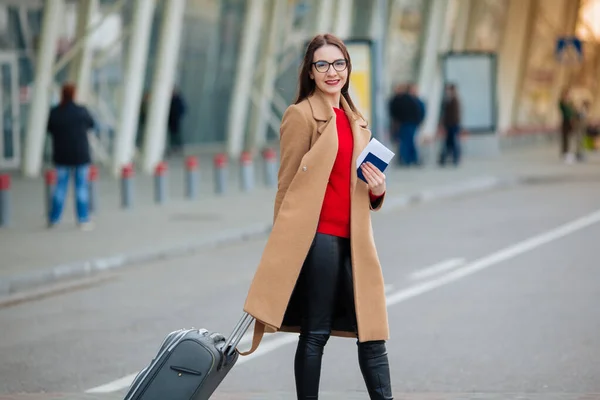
[302,166,307,171]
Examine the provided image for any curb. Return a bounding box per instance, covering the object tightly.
[0,223,273,299]
[0,175,520,301]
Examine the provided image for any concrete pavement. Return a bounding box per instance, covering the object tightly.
[1,164,599,399]
[0,393,598,399]
[1,144,598,299]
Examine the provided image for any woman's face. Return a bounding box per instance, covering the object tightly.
[309,45,348,99]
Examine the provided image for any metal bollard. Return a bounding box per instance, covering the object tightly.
[240,151,254,192]
[0,174,10,228]
[214,153,228,195]
[262,147,277,188]
[185,156,199,200]
[44,169,57,223]
[121,164,135,209]
[88,165,99,214]
[154,161,168,204]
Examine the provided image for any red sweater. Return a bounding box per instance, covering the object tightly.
[317,108,353,238]
[317,108,384,238]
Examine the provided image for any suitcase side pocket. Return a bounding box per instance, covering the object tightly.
[137,339,216,400]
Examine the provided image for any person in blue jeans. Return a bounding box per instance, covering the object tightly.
[439,124,461,166]
[402,84,426,166]
[438,83,462,167]
[388,83,425,166]
[47,83,95,230]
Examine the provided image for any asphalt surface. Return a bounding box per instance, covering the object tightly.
[1,177,599,400]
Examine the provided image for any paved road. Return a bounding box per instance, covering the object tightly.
[1,177,599,399]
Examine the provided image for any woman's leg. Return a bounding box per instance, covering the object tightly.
[294,233,345,399]
[339,241,394,399]
[357,340,394,400]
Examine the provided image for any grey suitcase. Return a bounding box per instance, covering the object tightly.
[124,313,254,400]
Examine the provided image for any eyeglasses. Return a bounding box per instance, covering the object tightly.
[312,59,348,73]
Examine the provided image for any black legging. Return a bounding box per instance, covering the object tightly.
[293,233,393,400]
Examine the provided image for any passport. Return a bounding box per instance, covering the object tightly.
[356,138,395,183]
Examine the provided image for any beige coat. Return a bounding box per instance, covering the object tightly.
[241,90,389,355]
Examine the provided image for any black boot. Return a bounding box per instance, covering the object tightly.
[357,340,394,400]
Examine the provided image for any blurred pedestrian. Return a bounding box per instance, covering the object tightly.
[558,87,576,162]
[136,91,150,152]
[438,83,462,167]
[167,87,186,155]
[241,34,393,399]
[388,83,425,166]
[571,99,590,163]
[46,83,95,230]
[388,83,406,145]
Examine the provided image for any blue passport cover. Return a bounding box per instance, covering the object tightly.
[357,153,389,183]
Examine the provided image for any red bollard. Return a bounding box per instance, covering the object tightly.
[214,153,228,195]
[121,164,135,209]
[0,174,10,227]
[44,169,57,223]
[154,161,168,204]
[240,151,254,192]
[185,156,199,200]
[88,165,99,214]
[262,147,277,188]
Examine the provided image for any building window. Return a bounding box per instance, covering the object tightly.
[177,0,248,145]
[515,0,574,127]
[386,0,429,87]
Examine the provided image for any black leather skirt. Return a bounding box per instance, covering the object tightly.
[282,232,358,335]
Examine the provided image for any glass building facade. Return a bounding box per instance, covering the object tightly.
[1,0,599,172]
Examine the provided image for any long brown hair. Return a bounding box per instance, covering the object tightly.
[294,34,359,113]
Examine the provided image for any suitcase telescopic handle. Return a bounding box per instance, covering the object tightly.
[224,312,254,356]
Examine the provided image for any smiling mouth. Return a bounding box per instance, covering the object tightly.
[325,80,340,86]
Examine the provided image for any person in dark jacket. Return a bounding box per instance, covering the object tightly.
[438,83,462,167]
[46,83,95,230]
[168,88,186,155]
[558,87,576,161]
[388,83,425,166]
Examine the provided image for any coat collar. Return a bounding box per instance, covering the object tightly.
[306,89,367,128]
[340,96,368,128]
[306,90,335,122]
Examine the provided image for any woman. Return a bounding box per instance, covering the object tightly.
[241,34,393,399]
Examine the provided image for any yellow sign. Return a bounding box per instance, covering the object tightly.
[346,42,372,124]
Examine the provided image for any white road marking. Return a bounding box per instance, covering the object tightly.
[234,284,395,362]
[386,209,600,306]
[87,281,395,393]
[85,209,600,393]
[86,372,139,393]
[409,258,466,281]
[234,284,396,353]
[236,334,298,366]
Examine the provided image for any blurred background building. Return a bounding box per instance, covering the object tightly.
[0,0,599,177]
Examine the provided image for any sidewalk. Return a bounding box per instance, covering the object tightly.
[1,144,598,298]
[0,391,587,399]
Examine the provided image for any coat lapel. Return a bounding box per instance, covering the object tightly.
[307,91,336,136]
[306,92,370,194]
[340,97,370,196]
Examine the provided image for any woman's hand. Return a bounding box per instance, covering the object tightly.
[360,162,386,196]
